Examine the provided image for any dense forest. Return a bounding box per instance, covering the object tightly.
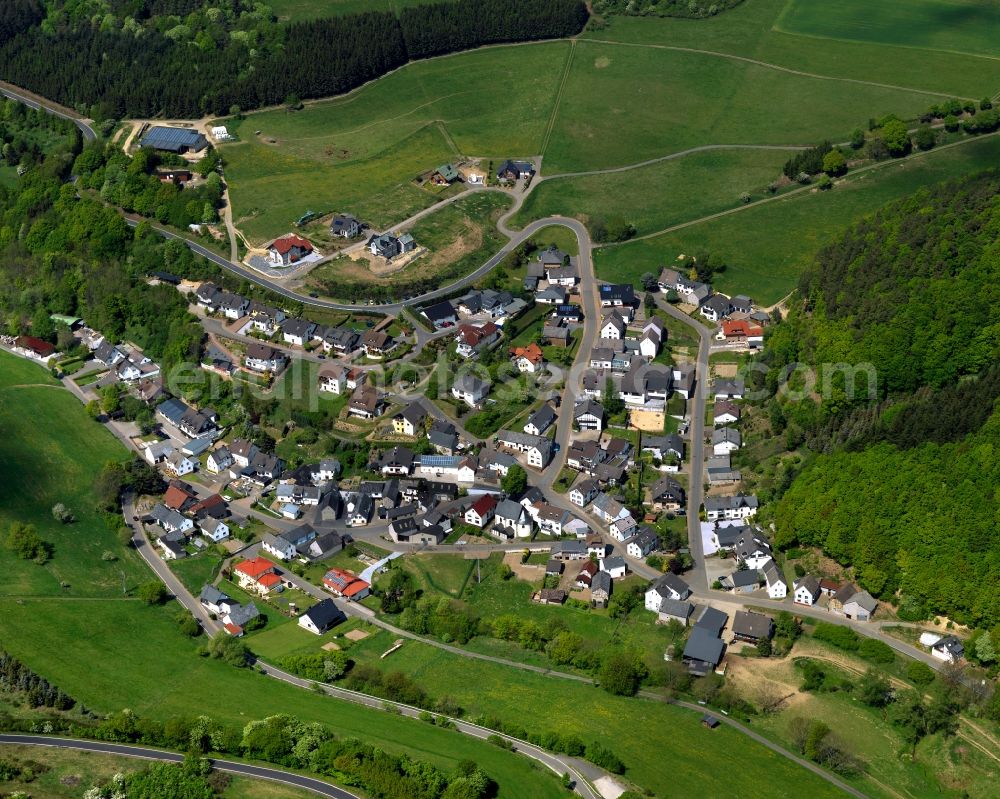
[758,170,1000,626]
[0,0,587,118]
[774,406,1000,627]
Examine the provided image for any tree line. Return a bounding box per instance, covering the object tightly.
[0,0,588,119]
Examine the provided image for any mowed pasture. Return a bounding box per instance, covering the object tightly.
[0,352,149,597]
[592,133,1000,305]
[583,0,1000,99]
[540,39,953,173]
[512,147,792,236]
[220,42,568,242]
[0,599,567,799]
[329,632,850,799]
[775,0,1000,58]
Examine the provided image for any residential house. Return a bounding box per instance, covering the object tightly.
[217,292,250,320]
[455,322,500,357]
[368,232,416,260]
[762,560,788,599]
[718,319,764,348]
[281,318,316,347]
[380,446,415,476]
[348,385,385,419]
[712,427,742,455]
[645,574,692,611]
[600,312,626,341]
[592,492,631,527]
[931,636,965,664]
[575,560,598,589]
[794,575,821,606]
[713,400,741,426]
[546,263,578,287]
[650,476,685,513]
[511,343,544,373]
[672,364,696,400]
[537,588,566,605]
[94,340,126,367]
[198,518,230,543]
[430,163,459,185]
[318,364,347,394]
[158,538,186,560]
[599,284,635,315]
[536,504,570,536]
[393,403,427,437]
[704,494,758,522]
[262,524,318,561]
[732,611,774,644]
[267,234,313,266]
[247,301,285,335]
[233,557,283,595]
[639,318,664,359]
[178,406,217,439]
[524,404,557,436]
[626,528,659,559]
[641,434,684,462]
[451,374,490,407]
[330,214,360,238]
[657,598,694,626]
[322,326,360,355]
[552,304,583,324]
[149,504,193,535]
[346,493,374,527]
[422,300,458,328]
[725,569,762,593]
[465,494,498,528]
[323,568,371,601]
[144,440,174,466]
[535,285,567,305]
[600,556,628,580]
[700,294,732,323]
[245,342,285,374]
[591,570,612,607]
[713,379,745,400]
[574,399,605,432]
[362,330,396,359]
[298,598,346,635]
[496,160,535,181]
[166,451,196,476]
[569,478,599,508]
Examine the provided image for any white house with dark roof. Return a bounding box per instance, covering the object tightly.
[644,573,691,610]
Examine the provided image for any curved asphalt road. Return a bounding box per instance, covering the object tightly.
[0,83,96,141]
[0,734,358,798]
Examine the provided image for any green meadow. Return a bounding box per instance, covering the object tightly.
[0,353,148,597]
[269,0,445,22]
[593,133,1000,305]
[775,0,1000,58]
[221,41,568,242]
[512,147,792,235]
[583,0,1000,99]
[540,39,948,174]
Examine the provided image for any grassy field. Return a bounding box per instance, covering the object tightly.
[775,0,1000,58]
[593,133,1000,304]
[582,0,1000,99]
[321,630,849,799]
[0,744,320,799]
[528,224,580,256]
[540,39,948,174]
[221,42,567,242]
[0,353,149,598]
[512,147,792,235]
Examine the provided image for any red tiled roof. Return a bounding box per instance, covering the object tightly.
[234,557,276,580]
[343,580,370,598]
[270,234,313,254]
[224,622,243,636]
[457,323,497,347]
[721,320,763,338]
[257,572,282,588]
[163,484,196,511]
[190,493,225,515]
[511,342,544,365]
[470,494,498,517]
